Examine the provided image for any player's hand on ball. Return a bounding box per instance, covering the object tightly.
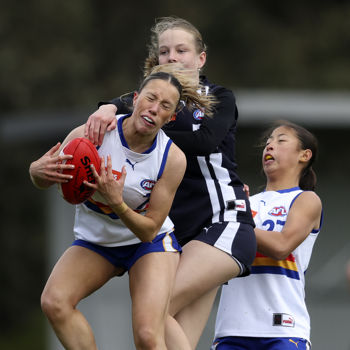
[29,142,74,188]
[85,155,126,207]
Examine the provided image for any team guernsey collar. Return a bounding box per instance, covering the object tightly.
[117,114,158,154]
[277,186,301,194]
[263,186,301,194]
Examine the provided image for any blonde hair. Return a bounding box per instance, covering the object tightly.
[144,16,207,74]
[143,63,216,116]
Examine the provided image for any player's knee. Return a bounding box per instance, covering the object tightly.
[134,325,161,350]
[40,288,71,322]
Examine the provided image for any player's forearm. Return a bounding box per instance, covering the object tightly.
[111,202,161,242]
[255,228,291,260]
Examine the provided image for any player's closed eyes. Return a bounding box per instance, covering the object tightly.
[161,103,172,111]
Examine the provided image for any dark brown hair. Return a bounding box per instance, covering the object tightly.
[261,120,318,191]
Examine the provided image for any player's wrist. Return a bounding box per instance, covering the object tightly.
[99,103,117,113]
[113,201,129,215]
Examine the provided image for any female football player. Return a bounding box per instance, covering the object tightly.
[29,64,215,350]
[84,16,257,350]
[212,121,323,350]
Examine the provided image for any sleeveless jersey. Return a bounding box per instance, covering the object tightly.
[214,187,321,342]
[73,114,174,247]
[163,77,254,243]
[104,76,254,244]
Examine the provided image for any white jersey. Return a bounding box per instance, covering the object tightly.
[73,114,174,247]
[214,187,321,342]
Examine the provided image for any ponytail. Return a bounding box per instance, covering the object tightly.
[299,166,317,191]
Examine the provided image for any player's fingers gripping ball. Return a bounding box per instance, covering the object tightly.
[58,138,101,204]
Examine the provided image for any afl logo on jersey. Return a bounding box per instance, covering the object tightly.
[193,109,204,120]
[268,206,287,217]
[140,179,155,191]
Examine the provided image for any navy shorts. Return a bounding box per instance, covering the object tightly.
[72,231,181,276]
[194,221,256,277]
[212,336,310,350]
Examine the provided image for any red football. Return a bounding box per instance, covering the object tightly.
[58,138,101,204]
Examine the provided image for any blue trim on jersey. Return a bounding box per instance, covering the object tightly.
[117,114,130,148]
[117,114,158,154]
[311,208,324,234]
[157,139,172,180]
[289,191,303,209]
[144,133,158,154]
[288,190,323,235]
[83,199,119,219]
[277,186,301,194]
[251,265,300,280]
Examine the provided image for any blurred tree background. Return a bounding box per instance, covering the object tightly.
[0,0,349,349]
[1,0,350,114]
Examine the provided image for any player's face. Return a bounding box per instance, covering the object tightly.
[131,79,179,135]
[158,29,206,72]
[262,126,307,176]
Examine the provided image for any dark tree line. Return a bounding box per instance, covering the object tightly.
[1,0,349,114]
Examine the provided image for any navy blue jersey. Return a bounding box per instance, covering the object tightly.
[103,76,254,245]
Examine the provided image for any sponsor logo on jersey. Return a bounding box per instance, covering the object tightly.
[126,158,137,170]
[268,206,287,217]
[193,109,204,120]
[235,199,247,212]
[140,179,155,191]
[273,313,295,327]
[289,339,300,348]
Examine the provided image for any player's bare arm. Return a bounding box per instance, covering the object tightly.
[84,104,118,146]
[255,191,322,260]
[87,143,186,242]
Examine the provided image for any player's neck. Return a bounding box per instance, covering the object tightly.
[265,178,299,192]
[122,116,156,153]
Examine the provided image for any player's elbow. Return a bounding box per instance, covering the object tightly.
[269,245,291,261]
[139,233,157,243]
[137,227,158,243]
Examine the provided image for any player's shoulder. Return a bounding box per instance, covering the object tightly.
[295,190,322,208]
[162,142,186,181]
[168,142,186,166]
[200,76,235,99]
